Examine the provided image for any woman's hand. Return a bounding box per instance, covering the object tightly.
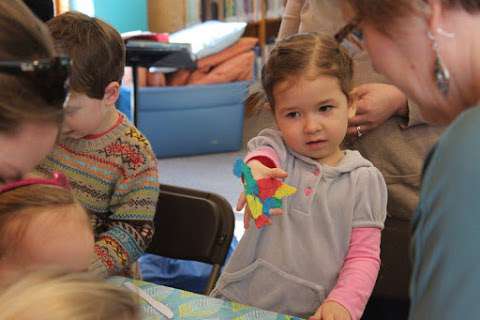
[309,301,351,320]
[236,160,288,229]
[348,83,408,137]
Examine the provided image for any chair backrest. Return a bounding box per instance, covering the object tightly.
[372,217,411,301]
[146,184,235,294]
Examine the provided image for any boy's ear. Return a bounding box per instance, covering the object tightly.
[103,81,120,106]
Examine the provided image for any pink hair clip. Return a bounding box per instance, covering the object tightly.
[0,172,70,194]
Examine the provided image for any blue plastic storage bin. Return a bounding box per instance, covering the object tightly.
[117,86,133,121]
[133,81,248,158]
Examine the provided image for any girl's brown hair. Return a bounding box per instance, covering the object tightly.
[0,0,63,134]
[346,0,480,32]
[246,33,353,116]
[0,269,140,320]
[0,184,89,259]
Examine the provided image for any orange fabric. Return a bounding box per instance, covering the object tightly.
[164,37,258,86]
[147,71,166,87]
[189,51,255,85]
[197,37,258,70]
[167,69,191,86]
[137,67,148,87]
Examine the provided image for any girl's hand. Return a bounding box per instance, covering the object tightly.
[247,160,288,181]
[347,83,408,137]
[309,301,351,320]
[236,160,288,229]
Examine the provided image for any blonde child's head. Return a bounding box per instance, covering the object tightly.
[247,33,356,165]
[0,180,94,283]
[0,269,140,320]
[46,11,125,139]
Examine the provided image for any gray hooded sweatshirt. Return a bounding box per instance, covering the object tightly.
[211,129,387,318]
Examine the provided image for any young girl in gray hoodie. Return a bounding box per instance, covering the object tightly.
[211,33,387,320]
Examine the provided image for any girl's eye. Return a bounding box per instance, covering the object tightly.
[286,112,300,118]
[319,105,334,112]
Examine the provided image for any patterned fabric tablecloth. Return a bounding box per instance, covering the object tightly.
[110,276,304,320]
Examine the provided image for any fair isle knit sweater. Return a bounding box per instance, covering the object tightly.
[36,112,159,277]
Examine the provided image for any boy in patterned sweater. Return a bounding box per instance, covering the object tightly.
[36,12,159,277]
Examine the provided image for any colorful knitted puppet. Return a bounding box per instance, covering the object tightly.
[234,159,297,228]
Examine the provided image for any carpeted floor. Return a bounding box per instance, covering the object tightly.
[157,151,245,240]
[157,151,245,208]
[156,109,275,240]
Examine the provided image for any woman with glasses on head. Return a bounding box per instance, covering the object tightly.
[0,0,69,184]
[0,0,95,285]
[339,0,480,319]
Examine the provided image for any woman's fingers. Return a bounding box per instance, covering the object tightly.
[350,85,370,100]
[348,114,369,126]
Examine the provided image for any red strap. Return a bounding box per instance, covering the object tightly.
[0,172,70,194]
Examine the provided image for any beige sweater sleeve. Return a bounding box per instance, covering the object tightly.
[406,100,428,127]
[277,0,305,40]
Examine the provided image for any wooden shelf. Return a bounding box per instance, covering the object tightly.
[245,18,281,26]
[244,17,281,50]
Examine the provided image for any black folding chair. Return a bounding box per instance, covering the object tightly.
[146,184,235,295]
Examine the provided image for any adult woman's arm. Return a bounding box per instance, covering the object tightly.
[406,101,429,127]
[277,0,305,40]
[410,107,480,319]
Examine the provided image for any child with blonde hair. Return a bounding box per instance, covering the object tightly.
[36,12,159,277]
[211,33,387,320]
[0,174,94,285]
[0,269,140,320]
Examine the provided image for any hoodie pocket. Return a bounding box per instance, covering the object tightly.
[214,259,325,317]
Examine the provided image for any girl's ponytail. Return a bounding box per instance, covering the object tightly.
[244,84,270,117]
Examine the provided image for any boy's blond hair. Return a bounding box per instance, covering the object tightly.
[0,269,140,320]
